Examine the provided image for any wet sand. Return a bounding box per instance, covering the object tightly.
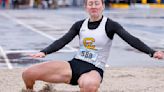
[1,67,164,92]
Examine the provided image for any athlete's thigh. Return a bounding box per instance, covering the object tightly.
[26,61,72,83]
[78,70,102,87]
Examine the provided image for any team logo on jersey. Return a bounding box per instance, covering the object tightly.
[83,38,96,50]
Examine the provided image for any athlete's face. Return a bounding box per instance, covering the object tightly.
[85,0,104,18]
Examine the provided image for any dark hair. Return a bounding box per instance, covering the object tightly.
[84,0,104,5]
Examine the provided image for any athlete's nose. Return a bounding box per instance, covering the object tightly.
[90,3,96,8]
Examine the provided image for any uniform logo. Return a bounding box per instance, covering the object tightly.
[83,38,96,50]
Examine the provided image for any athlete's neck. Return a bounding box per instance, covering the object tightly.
[89,15,103,22]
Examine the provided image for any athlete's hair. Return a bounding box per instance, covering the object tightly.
[84,0,104,5]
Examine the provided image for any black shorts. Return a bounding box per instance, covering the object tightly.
[68,58,104,85]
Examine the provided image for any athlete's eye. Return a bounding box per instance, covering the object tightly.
[95,1,100,5]
[87,1,100,6]
[88,2,93,6]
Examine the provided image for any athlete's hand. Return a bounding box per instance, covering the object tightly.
[153,51,164,59]
[29,52,46,58]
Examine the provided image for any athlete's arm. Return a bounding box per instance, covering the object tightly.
[40,21,83,55]
[105,19,156,57]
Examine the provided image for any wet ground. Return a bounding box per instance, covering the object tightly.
[0,8,164,69]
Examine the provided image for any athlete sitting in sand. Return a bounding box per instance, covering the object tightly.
[22,0,164,92]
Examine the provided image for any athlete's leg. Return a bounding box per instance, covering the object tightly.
[22,61,72,89]
[78,70,102,92]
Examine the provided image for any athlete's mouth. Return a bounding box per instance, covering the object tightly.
[90,9,97,13]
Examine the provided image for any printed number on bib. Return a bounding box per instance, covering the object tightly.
[76,47,98,62]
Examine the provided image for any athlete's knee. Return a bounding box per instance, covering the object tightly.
[22,68,38,81]
[78,78,100,92]
[22,69,36,89]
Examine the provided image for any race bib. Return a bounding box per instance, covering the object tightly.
[75,47,98,62]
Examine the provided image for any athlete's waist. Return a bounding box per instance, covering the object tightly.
[74,57,106,70]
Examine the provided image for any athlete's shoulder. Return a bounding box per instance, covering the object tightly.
[105,17,122,28]
[105,17,124,34]
[105,17,119,24]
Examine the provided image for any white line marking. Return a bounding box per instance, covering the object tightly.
[5,49,76,54]
[33,20,68,33]
[1,12,77,52]
[0,46,13,69]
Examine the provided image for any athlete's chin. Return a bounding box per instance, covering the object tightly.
[90,14,99,18]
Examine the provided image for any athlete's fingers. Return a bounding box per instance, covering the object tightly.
[29,54,39,58]
[153,51,164,59]
[29,53,45,58]
[162,51,164,59]
[32,54,43,58]
[159,52,164,59]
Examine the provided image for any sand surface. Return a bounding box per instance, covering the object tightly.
[1,67,164,92]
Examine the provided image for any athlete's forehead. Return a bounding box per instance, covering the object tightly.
[84,0,104,5]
